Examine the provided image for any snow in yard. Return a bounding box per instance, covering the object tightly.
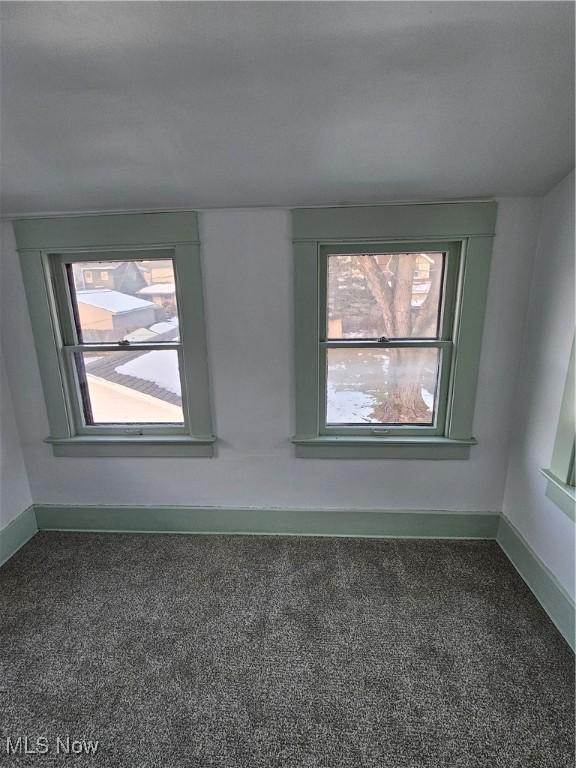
[115,350,181,397]
[326,384,376,423]
[327,384,435,424]
[421,387,434,410]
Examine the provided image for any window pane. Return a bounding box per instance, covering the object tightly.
[326,348,439,425]
[327,252,444,339]
[68,260,179,343]
[77,350,184,424]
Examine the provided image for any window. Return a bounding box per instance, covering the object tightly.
[99,270,109,281]
[541,337,575,519]
[14,212,215,457]
[323,245,457,434]
[84,270,93,283]
[292,202,497,458]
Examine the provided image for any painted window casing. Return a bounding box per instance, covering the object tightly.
[13,212,215,457]
[541,337,575,519]
[291,202,497,459]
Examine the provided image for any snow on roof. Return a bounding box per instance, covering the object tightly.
[115,350,181,397]
[124,328,159,342]
[76,289,155,314]
[137,283,176,296]
[149,319,179,334]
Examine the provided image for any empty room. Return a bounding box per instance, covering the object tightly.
[0,2,574,766]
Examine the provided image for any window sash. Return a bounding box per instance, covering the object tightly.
[319,341,452,436]
[61,345,188,435]
[318,241,460,436]
[50,251,190,436]
[319,241,460,343]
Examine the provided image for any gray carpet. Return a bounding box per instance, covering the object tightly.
[1,533,574,767]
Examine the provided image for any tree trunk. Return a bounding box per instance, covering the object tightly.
[371,348,430,423]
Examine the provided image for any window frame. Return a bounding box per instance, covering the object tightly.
[14,212,215,457]
[292,202,497,459]
[541,336,575,519]
[319,240,460,438]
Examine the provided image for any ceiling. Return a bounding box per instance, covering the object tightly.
[1,2,574,214]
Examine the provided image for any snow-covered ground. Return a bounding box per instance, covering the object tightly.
[327,350,436,424]
[327,383,435,424]
[326,384,376,423]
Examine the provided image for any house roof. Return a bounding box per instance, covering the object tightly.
[86,348,182,407]
[76,289,155,314]
[124,328,159,342]
[137,284,176,296]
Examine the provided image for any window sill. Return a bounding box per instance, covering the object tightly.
[292,436,476,459]
[541,469,575,521]
[45,435,216,458]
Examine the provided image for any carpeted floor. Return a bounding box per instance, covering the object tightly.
[1,533,574,767]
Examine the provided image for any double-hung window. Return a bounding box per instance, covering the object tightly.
[292,202,497,458]
[14,212,215,457]
[542,336,575,519]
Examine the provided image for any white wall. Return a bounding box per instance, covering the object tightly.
[502,171,575,597]
[0,349,33,527]
[1,199,542,513]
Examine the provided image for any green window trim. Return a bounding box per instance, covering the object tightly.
[292,202,497,459]
[542,336,575,519]
[13,212,215,457]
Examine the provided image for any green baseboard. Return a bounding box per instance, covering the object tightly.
[0,506,38,567]
[34,504,499,539]
[3,504,573,653]
[497,516,575,651]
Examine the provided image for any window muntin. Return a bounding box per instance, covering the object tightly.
[53,251,188,432]
[542,336,576,517]
[320,242,459,435]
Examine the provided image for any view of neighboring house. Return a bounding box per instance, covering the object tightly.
[71,259,182,419]
[137,282,177,314]
[75,261,148,293]
[76,289,157,341]
[73,263,181,420]
[139,260,175,285]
